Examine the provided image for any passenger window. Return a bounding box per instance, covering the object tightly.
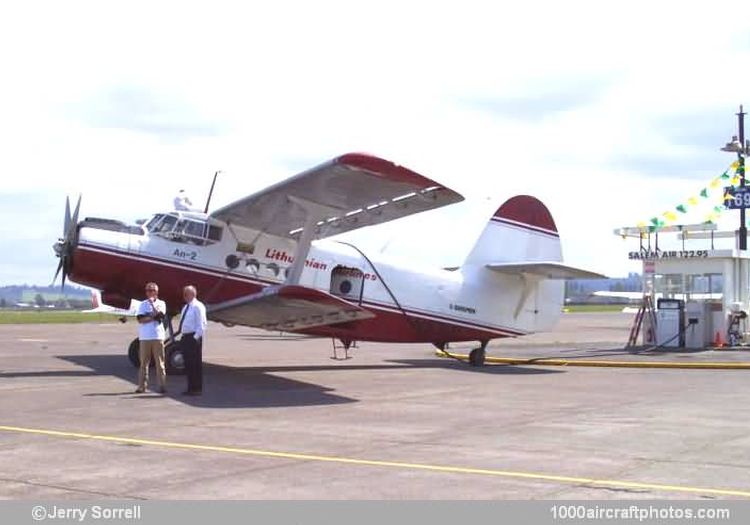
[208,225,223,241]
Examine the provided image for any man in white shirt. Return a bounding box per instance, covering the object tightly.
[173,189,198,212]
[135,282,167,394]
[179,285,207,395]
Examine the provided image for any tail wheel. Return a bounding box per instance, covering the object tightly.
[468,347,486,367]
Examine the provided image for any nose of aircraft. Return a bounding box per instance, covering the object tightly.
[52,194,82,289]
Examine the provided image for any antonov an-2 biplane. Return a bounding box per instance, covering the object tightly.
[53,153,603,373]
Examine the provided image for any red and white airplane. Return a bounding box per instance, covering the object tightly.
[53,153,603,372]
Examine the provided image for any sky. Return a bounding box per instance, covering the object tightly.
[2,1,750,285]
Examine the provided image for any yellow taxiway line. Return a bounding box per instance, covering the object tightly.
[1,424,748,498]
[435,350,750,369]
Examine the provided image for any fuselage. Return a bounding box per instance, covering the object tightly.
[68,213,564,344]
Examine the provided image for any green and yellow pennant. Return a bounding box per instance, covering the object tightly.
[639,163,741,230]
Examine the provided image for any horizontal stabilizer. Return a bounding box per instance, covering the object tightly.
[485,261,606,280]
[207,285,375,331]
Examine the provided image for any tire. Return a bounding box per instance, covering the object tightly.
[128,338,140,368]
[129,339,177,371]
[468,348,486,367]
[166,342,186,375]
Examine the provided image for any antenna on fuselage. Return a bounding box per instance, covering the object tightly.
[204,170,222,213]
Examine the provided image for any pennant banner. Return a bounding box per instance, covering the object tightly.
[640,163,742,229]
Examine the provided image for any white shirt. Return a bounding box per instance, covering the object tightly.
[137,299,167,341]
[180,298,207,340]
[174,192,197,211]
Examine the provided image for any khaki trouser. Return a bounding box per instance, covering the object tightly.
[137,339,166,390]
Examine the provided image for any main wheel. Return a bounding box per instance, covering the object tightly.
[468,347,486,367]
[128,339,183,374]
[128,338,140,367]
[166,342,186,375]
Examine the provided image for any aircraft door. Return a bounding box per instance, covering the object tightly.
[330,266,365,304]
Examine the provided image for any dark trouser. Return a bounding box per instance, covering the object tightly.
[182,334,202,392]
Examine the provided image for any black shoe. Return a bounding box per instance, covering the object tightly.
[181,390,199,396]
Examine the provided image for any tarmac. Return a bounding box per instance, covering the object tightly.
[1,312,749,500]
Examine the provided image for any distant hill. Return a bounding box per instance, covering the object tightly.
[0,285,91,304]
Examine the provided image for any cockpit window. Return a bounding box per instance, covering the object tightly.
[145,214,164,231]
[154,215,178,234]
[146,213,223,246]
[178,220,207,239]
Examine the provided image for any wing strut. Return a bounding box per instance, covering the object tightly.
[285,196,340,285]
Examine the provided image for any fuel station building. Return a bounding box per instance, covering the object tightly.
[616,223,749,348]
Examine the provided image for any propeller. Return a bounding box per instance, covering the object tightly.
[52,194,81,290]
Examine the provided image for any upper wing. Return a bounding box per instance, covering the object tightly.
[210,153,464,240]
[207,284,375,331]
[486,262,606,280]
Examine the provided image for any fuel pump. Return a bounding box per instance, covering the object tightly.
[656,298,685,348]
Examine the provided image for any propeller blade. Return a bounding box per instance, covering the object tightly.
[61,269,66,291]
[68,194,81,239]
[52,258,64,286]
[64,196,71,237]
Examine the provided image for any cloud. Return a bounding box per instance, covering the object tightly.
[74,85,228,141]
[658,109,736,149]
[0,191,64,285]
[462,75,616,121]
[609,109,738,178]
[4,0,750,285]
[614,151,728,180]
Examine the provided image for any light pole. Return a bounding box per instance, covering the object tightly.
[721,105,748,250]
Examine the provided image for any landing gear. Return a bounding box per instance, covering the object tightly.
[126,315,186,375]
[165,342,185,375]
[127,338,140,368]
[127,338,185,375]
[331,338,355,360]
[468,341,488,367]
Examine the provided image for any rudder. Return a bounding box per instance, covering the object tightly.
[463,195,562,266]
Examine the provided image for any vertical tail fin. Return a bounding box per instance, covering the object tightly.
[463,195,562,266]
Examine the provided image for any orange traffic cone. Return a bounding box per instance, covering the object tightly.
[714,331,725,348]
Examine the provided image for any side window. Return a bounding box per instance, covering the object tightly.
[208,225,223,241]
[330,266,365,303]
[183,220,207,239]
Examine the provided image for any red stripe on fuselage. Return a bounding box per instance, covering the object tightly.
[71,243,522,343]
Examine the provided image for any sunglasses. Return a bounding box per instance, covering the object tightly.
[145,288,158,292]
